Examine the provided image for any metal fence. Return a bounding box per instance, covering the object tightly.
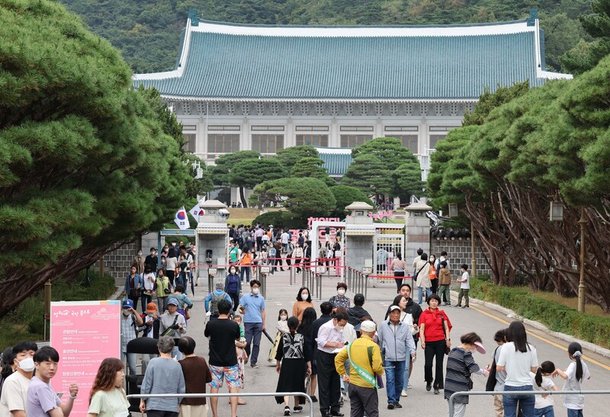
[128,391,314,417]
[448,389,610,416]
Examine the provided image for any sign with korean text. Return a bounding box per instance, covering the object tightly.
[50,300,121,416]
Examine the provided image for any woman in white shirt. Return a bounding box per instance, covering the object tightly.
[496,321,539,417]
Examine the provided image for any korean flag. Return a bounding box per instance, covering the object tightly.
[174,206,190,230]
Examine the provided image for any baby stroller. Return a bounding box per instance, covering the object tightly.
[125,337,159,413]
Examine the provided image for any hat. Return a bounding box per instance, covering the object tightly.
[215,281,224,289]
[122,299,134,309]
[360,320,376,333]
[474,341,487,354]
[146,303,158,313]
[388,305,401,312]
[167,298,179,306]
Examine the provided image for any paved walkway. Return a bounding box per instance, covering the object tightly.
[170,268,610,417]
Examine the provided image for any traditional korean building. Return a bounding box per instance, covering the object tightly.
[133,12,570,182]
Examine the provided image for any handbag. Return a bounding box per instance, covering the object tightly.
[485,347,499,391]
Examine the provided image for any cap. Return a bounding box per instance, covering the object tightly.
[389,305,401,312]
[360,320,376,333]
[474,341,487,354]
[146,303,158,313]
[167,298,179,306]
[122,299,134,309]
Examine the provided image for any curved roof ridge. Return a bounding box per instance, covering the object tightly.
[195,18,530,30]
[191,19,534,37]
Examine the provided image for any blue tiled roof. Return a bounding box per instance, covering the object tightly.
[318,150,353,176]
[134,20,569,100]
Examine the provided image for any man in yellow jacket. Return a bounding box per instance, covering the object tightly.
[334,320,384,417]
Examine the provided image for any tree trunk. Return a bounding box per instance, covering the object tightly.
[239,186,248,208]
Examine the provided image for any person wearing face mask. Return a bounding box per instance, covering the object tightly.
[328,283,350,311]
[224,265,242,311]
[315,311,349,417]
[292,287,315,322]
[0,341,38,417]
[238,280,266,368]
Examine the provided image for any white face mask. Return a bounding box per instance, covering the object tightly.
[334,325,345,333]
[122,309,131,316]
[280,315,288,321]
[301,292,309,299]
[252,287,260,295]
[337,289,346,296]
[18,357,35,372]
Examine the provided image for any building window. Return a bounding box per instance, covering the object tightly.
[340,126,374,132]
[340,134,372,148]
[251,125,284,132]
[208,125,240,131]
[183,133,196,153]
[429,134,446,150]
[252,134,284,153]
[386,135,418,154]
[296,134,329,147]
[207,134,240,154]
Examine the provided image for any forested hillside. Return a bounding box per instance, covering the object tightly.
[59,0,592,74]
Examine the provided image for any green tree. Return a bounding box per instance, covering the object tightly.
[563,0,610,73]
[290,156,334,185]
[341,154,392,199]
[211,150,260,186]
[250,178,336,218]
[329,185,371,217]
[351,137,414,168]
[0,0,193,317]
[229,157,285,206]
[393,159,425,203]
[276,145,319,170]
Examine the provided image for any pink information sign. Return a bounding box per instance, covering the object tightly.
[50,300,121,416]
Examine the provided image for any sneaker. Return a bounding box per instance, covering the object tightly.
[387,404,395,410]
[251,364,259,368]
[408,383,413,389]
[434,388,440,395]
[284,406,291,416]
[294,406,303,413]
[311,396,318,403]
[426,383,432,391]
[394,403,402,408]
[455,305,461,308]
[400,390,408,397]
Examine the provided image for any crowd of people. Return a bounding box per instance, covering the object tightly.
[0,232,595,417]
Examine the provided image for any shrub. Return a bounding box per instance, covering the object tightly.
[470,278,610,348]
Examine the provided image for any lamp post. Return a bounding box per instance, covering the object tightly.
[577,207,586,313]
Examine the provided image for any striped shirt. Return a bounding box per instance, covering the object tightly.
[444,347,481,404]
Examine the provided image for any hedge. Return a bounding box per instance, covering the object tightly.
[470,278,610,349]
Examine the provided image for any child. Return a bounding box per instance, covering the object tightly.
[438,261,451,305]
[275,317,310,416]
[487,329,508,417]
[233,314,248,405]
[269,309,289,362]
[531,361,558,417]
[554,342,591,417]
[456,264,470,308]
[444,332,488,417]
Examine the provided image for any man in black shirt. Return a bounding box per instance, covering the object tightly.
[204,299,243,417]
[347,293,371,327]
[309,301,334,404]
[144,247,158,272]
